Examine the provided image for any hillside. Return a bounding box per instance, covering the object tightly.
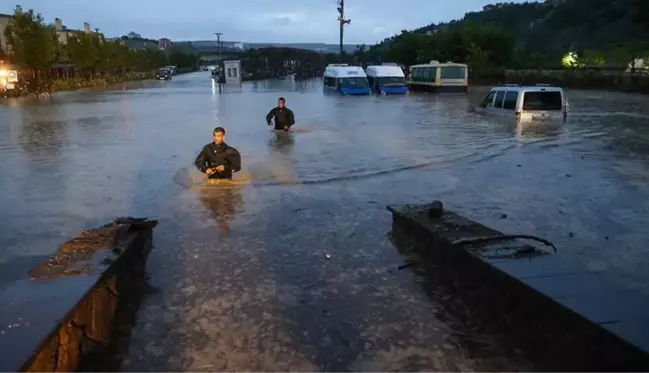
[245,42,358,54]
[373,0,648,66]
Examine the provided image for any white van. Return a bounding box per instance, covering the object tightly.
[323,64,371,95]
[365,64,408,94]
[477,84,567,122]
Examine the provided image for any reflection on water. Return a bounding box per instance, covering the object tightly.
[197,187,244,236]
[515,119,566,142]
[268,131,295,155]
[2,73,649,370]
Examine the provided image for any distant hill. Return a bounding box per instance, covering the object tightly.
[166,40,360,54]
[375,0,648,62]
[245,42,359,54]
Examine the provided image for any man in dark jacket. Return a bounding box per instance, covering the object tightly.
[194,127,242,180]
[266,97,295,131]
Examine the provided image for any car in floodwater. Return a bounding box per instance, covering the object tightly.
[165,65,178,75]
[156,68,172,80]
[476,84,567,122]
[365,64,408,95]
[323,64,371,95]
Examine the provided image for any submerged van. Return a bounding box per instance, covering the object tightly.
[365,64,408,94]
[323,64,371,95]
[477,84,567,122]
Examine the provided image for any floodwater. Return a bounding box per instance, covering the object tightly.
[1,72,649,371]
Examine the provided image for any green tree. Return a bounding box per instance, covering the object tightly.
[167,46,198,68]
[352,44,367,65]
[580,50,606,67]
[466,43,490,69]
[66,33,99,73]
[368,22,514,69]
[101,40,130,71]
[3,6,55,68]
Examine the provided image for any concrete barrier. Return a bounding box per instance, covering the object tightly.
[0,217,158,372]
[388,202,649,371]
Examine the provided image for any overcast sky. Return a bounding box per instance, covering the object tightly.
[2,0,534,44]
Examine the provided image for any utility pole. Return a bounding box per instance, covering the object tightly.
[337,0,350,62]
[214,32,222,62]
[212,32,225,82]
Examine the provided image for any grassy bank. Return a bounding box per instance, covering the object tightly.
[471,68,649,94]
[6,68,199,98]
[50,71,156,92]
[50,67,198,92]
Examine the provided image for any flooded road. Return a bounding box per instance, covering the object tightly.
[1,72,649,370]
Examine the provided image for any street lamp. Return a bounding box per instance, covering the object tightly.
[214,32,222,62]
[337,0,350,61]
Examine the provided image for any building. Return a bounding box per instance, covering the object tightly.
[0,13,12,56]
[158,38,171,50]
[127,32,142,39]
[223,60,242,84]
[54,18,100,45]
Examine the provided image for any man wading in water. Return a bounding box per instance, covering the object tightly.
[194,127,242,180]
[266,97,295,132]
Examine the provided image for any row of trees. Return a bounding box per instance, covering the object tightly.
[351,0,649,71]
[347,22,648,70]
[2,6,199,74]
[347,23,515,69]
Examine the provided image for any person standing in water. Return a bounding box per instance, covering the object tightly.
[266,97,295,132]
[194,127,242,180]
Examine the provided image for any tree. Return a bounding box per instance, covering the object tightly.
[101,40,130,71]
[3,6,55,68]
[466,43,490,69]
[65,34,99,73]
[167,46,199,68]
[579,50,606,67]
[367,22,514,69]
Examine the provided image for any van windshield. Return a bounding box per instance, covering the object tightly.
[339,77,369,89]
[523,91,563,111]
[377,76,406,87]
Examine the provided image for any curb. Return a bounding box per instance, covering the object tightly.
[388,202,649,371]
[0,217,158,372]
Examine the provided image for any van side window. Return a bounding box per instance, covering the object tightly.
[494,90,506,108]
[481,91,496,107]
[503,91,518,110]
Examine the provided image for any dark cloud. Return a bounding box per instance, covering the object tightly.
[3,0,536,43]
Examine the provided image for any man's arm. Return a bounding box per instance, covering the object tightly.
[227,148,242,173]
[288,109,295,127]
[194,146,208,172]
[266,108,276,125]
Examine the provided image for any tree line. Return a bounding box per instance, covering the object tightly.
[342,23,515,70]
[350,0,649,71]
[2,6,199,75]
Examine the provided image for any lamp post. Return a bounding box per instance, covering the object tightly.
[214,32,222,62]
[337,0,350,62]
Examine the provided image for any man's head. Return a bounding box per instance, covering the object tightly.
[278,97,286,108]
[213,127,226,145]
